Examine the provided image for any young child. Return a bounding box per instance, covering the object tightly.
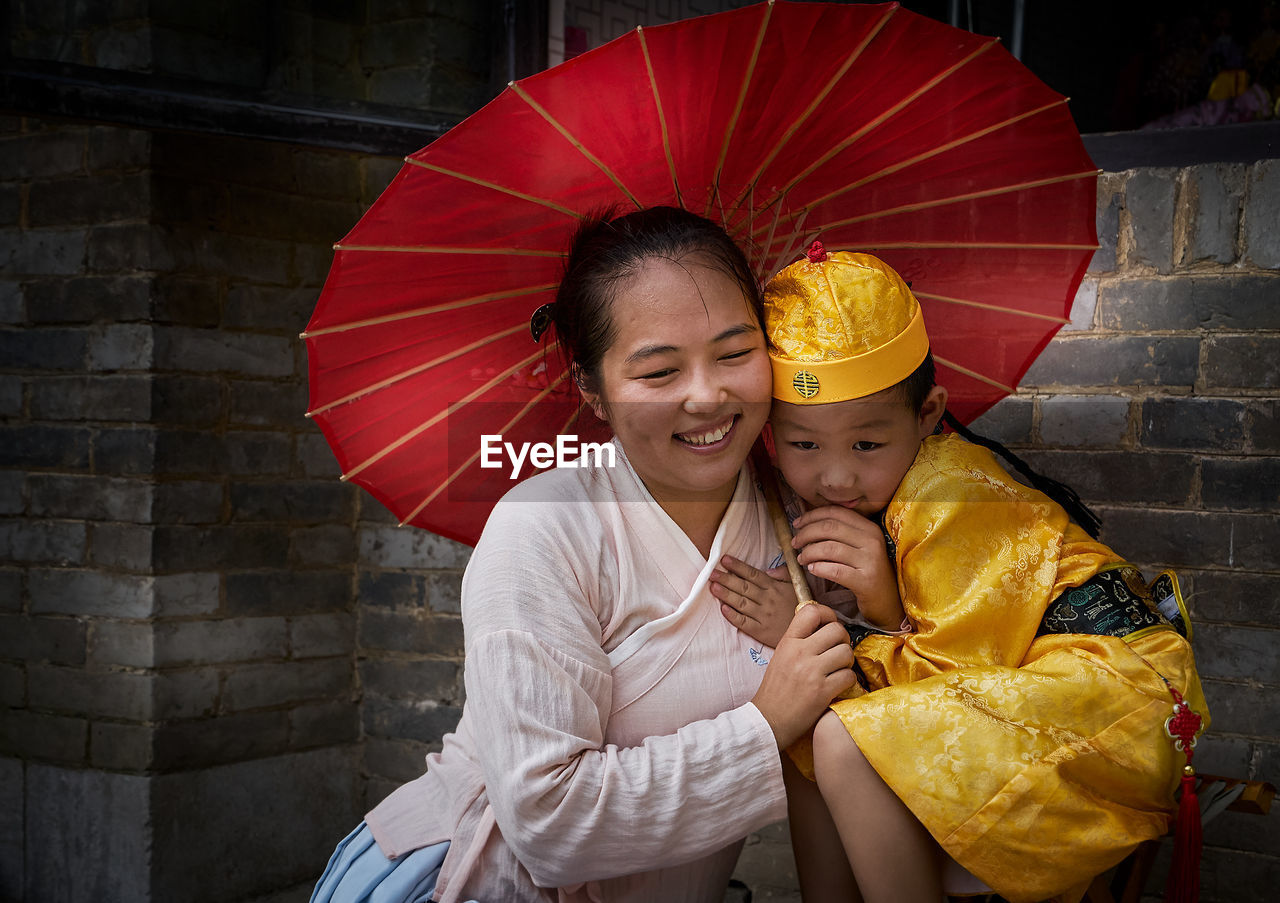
[709,246,1208,903]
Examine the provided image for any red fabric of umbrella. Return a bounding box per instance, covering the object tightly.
[304,0,1098,546]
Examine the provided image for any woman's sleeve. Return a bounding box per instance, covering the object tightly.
[461,502,787,888]
[854,473,1082,687]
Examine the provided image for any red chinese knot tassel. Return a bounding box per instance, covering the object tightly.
[1163,686,1204,903]
[805,240,827,263]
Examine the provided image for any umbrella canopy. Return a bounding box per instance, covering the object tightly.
[304,0,1098,546]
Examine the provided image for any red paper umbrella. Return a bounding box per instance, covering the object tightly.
[305,0,1097,546]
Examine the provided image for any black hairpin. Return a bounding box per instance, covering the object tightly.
[530,303,555,342]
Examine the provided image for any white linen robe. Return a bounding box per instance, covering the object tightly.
[366,443,789,902]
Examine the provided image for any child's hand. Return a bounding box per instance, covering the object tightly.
[711,555,798,648]
[792,506,904,631]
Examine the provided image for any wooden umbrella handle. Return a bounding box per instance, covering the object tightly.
[752,442,814,608]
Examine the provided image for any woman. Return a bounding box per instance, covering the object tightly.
[312,206,855,903]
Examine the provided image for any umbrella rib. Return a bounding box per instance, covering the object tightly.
[333,243,558,256]
[404,158,581,219]
[399,369,573,525]
[915,291,1071,324]
[764,170,1098,246]
[751,99,1073,237]
[308,322,528,417]
[508,82,641,209]
[704,0,773,220]
[725,3,897,220]
[766,37,1000,210]
[342,346,548,482]
[934,355,1018,393]
[767,205,811,278]
[303,283,558,338]
[853,240,1100,250]
[637,27,682,209]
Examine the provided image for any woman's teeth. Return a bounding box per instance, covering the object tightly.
[678,418,734,446]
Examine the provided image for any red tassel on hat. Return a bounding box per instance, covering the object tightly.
[1163,686,1204,903]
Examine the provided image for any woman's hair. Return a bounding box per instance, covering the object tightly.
[551,206,762,394]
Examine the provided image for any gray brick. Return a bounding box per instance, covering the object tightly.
[184,233,294,287]
[28,474,153,521]
[151,710,289,770]
[1126,169,1175,273]
[225,570,351,616]
[28,375,153,420]
[358,492,401,524]
[1185,163,1242,265]
[1139,397,1246,451]
[1201,458,1280,511]
[357,570,427,609]
[89,522,153,570]
[225,285,322,333]
[88,323,154,370]
[0,471,23,516]
[0,661,24,706]
[0,373,20,417]
[1018,449,1196,506]
[1243,158,1280,268]
[1061,279,1097,332]
[153,429,226,475]
[0,710,86,764]
[1088,176,1121,274]
[0,425,91,469]
[427,572,462,614]
[1196,676,1280,732]
[27,172,150,226]
[222,659,351,711]
[87,620,154,668]
[92,426,157,474]
[290,524,356,568]
[88,126,151,170]
[23,275,152,323]
[1020,336,1198,388]
[1098,276,1280,331]
[290,700,359,748]
[228,377,309,426]
[225,431,292,475]
[0,326,88,369]
[86,223,169,271]
[153,669,219,719]
[362,695,461,745]
[0,614,86,664]
[0,228,88,276]
[0,130,85,180]
[1180,570,1280,626]
[153,617,288,666]
[151,275,221,327]
[153,327,294,377]
[290,612,355,659]
[1096,508,1280,572]
[152,524,289,570]
[359,525,471,569]
[1203,336,1280,390]
[89,721,155,771]
[29,569,155,617]
[1187,732,1252,778]
[1192,622,1274,681]
[0,280,20,323]
[296,430,343,478]
[152,375,224,426]
[1248,399,1280,453]
[363,736,433,783]
[152,480,224,524]
[27,664,154,720]
[0,520,87,566]
[230,480,353,522]
[0,570,21,612]
[153,572,220,616]
[1037,395,1130,447]
[359,658,460,702]
[964,396,1033,446]
[358,609,464,656]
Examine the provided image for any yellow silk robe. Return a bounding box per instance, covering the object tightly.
[831,434,1208,903]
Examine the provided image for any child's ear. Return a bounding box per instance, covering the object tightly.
[917,385,948,438]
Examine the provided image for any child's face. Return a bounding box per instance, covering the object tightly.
[770,387,941,518]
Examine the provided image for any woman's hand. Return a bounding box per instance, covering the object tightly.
[792,506,904,630]
[751,603,855,749]
[711,554,797,647]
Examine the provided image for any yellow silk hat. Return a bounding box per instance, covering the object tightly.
[764,242,930,404]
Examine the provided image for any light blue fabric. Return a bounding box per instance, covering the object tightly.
[311,823,470,903]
